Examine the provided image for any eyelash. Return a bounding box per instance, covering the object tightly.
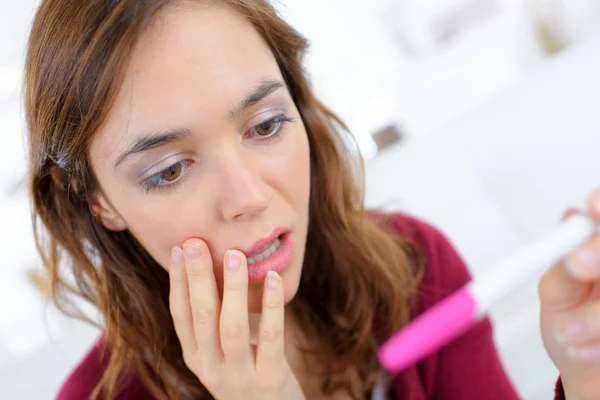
[141,114,294,194]
[246,114,294,140]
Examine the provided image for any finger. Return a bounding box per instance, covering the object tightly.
[566,340,600,364]
[587,187,600,223]
[169,247,197,355]
[183,238,222,364]
[256,271,285,371]
[539,258,594,312]
[220,250,252,364]
[539,211,600,311]
[564,235,600,281]
[561,208,582,222]
[556,298,600,345]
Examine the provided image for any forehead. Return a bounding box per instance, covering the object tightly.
[92,3,282,164]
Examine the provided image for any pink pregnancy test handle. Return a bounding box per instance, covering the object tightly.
[378,287,478,373]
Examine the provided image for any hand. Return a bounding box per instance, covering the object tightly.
[168,238,305,400]
[539,188,600,400]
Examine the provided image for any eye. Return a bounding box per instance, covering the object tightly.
[162,163,183,182]
[142,160,192,194]
[255,120,277,136]
[248,114,294,139]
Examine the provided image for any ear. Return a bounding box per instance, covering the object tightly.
[49,165,65,190]
[87,192,127,231]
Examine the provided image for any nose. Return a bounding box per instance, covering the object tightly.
[217,153,273,222]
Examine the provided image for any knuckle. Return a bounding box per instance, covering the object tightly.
[232,374,251,389]
[257,372,287,392]
[192,307,214,325]
[168,299,183,316]
[186,265,211,282]
[221,322,243,339]
[263,296,282,309]
[224,276,246,292]
[181,353,226,392]
[221,365,251,389]
[199,368,223,389]
[259,327,282,344]
[182,352,196,370]
[170,307,188,324]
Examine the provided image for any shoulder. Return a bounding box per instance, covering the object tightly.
[56,336,153,400]
[375,212,446,245]
[374,212,473,310]
[375,213,521,398]
[56,337,109,400]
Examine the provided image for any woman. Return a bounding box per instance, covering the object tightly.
[24,0,600,399]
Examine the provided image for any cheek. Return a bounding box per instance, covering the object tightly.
[125,201,210,270]
[282,128,311,205]
[100,124,310,273]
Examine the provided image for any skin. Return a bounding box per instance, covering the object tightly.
[85,3,600,399]
[88,4,310,314]
[540,189,600,400]
[88,5,310,397]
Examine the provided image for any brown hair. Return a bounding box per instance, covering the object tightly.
[25,0,423,399]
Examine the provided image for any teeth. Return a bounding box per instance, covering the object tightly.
[247,237,281,264]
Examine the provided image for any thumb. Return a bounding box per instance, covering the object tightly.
[539,209,598,312]
[538,258,594,312]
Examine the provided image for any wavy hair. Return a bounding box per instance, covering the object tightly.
[24,0,424,398]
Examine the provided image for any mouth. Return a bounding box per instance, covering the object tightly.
[247,235,282,264]
[242,228,293,282]
[243,227,289,260]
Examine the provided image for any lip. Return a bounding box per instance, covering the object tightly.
[243,227,290,258]
[245,231,293,282]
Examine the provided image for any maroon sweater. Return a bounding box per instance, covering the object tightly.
[56,214,566,399]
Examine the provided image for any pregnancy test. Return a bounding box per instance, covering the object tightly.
[378,213,598,373]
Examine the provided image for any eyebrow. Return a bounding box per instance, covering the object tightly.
[113,128,191,170]
[229,79,285,119]
[113,79,286,171]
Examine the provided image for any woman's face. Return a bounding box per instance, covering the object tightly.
[88,4,311,312]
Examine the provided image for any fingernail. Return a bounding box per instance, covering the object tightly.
[226,252,241,271]
[183,244,202,259]
[266,271,279,290]
[573,248,600,273]
[171,247,183,264]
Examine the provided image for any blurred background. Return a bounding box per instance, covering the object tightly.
[1,0,599,398]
